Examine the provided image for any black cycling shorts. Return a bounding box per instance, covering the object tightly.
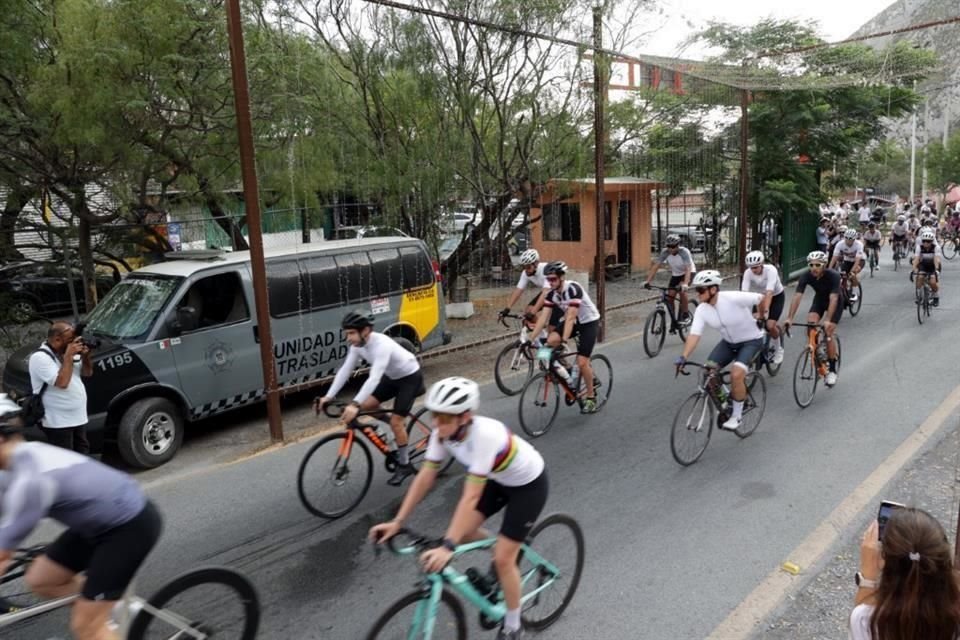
[372,369,424,416]
[768,291,785,321]
[839,260,858,274]
[557,319,599,357]
[45,500,163,601]
[809,296,842,324]
[527,291,547,309]
[477,471,549,542]
[917,263,939,278]
[668,273,694,289]
[706,338,764,371]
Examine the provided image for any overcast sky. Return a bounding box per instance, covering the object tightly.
[640,0,897,57]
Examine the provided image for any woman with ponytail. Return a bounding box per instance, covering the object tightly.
[851,507,960,639]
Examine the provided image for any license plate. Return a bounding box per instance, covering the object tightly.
[537,346,553,362]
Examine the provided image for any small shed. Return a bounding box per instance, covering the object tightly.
[528,176,665,276]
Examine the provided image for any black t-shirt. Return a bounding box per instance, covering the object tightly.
[796,269,841,300]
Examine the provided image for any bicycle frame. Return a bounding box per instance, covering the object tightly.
[534,347,580,404]
[325,403,426,461]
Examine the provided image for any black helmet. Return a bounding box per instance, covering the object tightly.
[543,260,567,276]
[341,310,374,330]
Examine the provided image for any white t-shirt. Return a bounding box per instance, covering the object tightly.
[849,604,872,640]
[862,230,882,244]
[689,291,764,344]
[516,262,550,291]
[658,247,697,277]
[326,332,420,404]
[891,222,910,238]
[741,264,784,296]
[28,344,87,429]
[858,208,872,223]
[833,239,866,262]
[424,416,544,486]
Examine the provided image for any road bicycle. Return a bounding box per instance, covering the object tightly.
[493,312,544,396]
[788,323,842,408]
[891,238,908,271]
[911,271,935,324]
[517,345,613,437]
[365,515,584,639]
[866,244,880,277]
[642,285,698,357]
[839,269,862,317]
[670,361,767,466]
[941,230,958,260]
[0,545,259,639]
[752,323,783,378]
[297,401,455,518]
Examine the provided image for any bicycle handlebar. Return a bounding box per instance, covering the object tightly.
[498,311,524,328]
[316,399,405,420]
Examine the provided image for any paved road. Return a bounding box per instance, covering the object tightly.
[13,255,960,639]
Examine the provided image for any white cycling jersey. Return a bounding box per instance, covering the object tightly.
[908,218,921,232]
[890,222,910,238]
[915,238,943,255]
[544,280,600,324]
[658,247,697,277]
[424,415,544,486]
[862,230,882,244]
[326,332,420,404]
[832,239,866,263]
[689,291,764,344]
[516,262,550,291]
[740,264,784,296]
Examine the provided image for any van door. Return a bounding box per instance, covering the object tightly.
[166,269,264,419]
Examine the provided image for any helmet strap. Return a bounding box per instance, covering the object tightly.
[450,418,471,442]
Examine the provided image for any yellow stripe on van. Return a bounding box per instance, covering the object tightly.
[400,284,440,340]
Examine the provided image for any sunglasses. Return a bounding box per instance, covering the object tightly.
[695,286,710,294]
[808,262,825,269]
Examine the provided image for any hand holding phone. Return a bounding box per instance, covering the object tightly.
[877,500,906,541]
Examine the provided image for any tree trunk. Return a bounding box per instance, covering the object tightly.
[205,195,249,251]
[0,184,32,263]
[77,215,98,310]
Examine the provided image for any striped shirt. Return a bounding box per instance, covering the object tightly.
[424,416,544,486]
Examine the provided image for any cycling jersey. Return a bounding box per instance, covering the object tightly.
[832,239,865,263]
[0,442,146,549]
[516,262,550,291]
[424,416,544,487]
[890,223,909,238]
[862,230,882,245]
[796,269,842,301]
[916,244,942,266]
[689,291,764,344]
[326,332,420,404]
[915,237,942,253]
[657,247,697,277]
[740,264,784,296]
[908,219,921,232]
[948,218,960,232]
[543,280,600,324]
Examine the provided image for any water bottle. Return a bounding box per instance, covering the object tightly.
[717,384,729,409]
[376,423,395,449]
[569,364,580,388]
[553,360,571,381]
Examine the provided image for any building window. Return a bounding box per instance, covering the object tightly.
[603,202,612,240]
[542,202,581,242]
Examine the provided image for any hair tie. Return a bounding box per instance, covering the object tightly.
[909,552,921,562]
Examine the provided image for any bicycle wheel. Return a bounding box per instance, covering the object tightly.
[917,286,925,324]
[296,432,373,518]
[735,372,766,439]
[0,549,44,613]
[365,588,467,639]
[670,391,714,466]
[676,300,698,342]
[495,341,534,396]
[520,513,585,631]
[406,408,455,474]
[847,283,862,317]
[518,372,560,438]
[642,309,666,357]
[764,337,782,378]
[580,354,613,410]
[894,250,900,271]
[943,239,957,260]
[792,347,818,408]
[128,567,259,640]
[869,252,876,276]
[924,286,931,319]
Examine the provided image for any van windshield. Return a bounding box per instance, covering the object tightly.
[85,275,183,341]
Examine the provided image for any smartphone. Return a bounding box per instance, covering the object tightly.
[877,500,906,541]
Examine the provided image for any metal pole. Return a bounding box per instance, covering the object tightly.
[921,98,929,199]
[910,81,918,204]
[225,0,283,442]
[944,95,951,145]
[738,89,750,269]
[655,190,662,252]
[592,5,606,342]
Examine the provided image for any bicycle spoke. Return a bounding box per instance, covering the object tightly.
[520,515,584,630]
[670,392,713,465]
[297,433,373,518]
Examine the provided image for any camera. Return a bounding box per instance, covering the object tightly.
[74,322,102,349]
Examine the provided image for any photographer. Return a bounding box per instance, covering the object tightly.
[27,322,93,453]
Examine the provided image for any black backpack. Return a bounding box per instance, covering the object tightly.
[20,347,58,427]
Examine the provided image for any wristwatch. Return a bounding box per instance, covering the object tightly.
[855,572,879,589]
[441,538,457,552]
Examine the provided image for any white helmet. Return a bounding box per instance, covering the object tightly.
[921,206,931,214]
[691,270,722,287]
[745,250,764,267]
[897,214,906,222]
[838,225,848,233]
[920,229,936,241]
[665,234,681,246]
[424,377,480,414]
[843,228,858,240]
[519,249,539,266]
[806,250,828,264]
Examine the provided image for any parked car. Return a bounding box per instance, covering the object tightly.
[650,226,705,253]
[331,225,408,240]
[0,262,117,322]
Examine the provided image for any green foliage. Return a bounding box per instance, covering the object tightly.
[926,131,960,192]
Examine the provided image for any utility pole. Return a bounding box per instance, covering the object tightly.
[592,5,606,342]
[910,80,918,204]
[225,0,284,442]
[738,89,750,269]
[945,94,951,145]
[921,98,929,198]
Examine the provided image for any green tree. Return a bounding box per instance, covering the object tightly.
[926,131,960,194]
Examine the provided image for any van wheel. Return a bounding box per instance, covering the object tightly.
[117,398,184,469]
[391,336,417,354]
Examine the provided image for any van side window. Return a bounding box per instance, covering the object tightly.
[400,246,434,288]
[301,255,340,310]
[265,259,304,317]
[368,248,403,296]
[177,272,249,331]
[336,252,374,302]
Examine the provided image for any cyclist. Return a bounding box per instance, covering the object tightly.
[907,211,921,243]
[674,270,764,431]
[740,250,785,364]
[643,233,696,323]
[0,395,163,640]
[912,229,942,307]
[946,208,960,238]
[528,260,601,413]
[317,310,425,486]
[782,251,842,387]
[369,377,548,640]
[889,214,910,259]
[501,249,551,320]
[827,224,845,258]
[915,218,939,254]
[828,227,865,302]
[862,222,884,269]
